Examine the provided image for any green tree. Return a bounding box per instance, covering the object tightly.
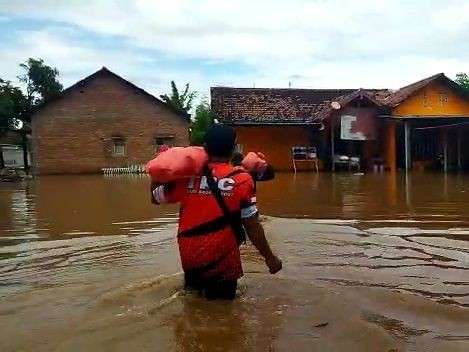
[455,73,469,91]
[1,58,60,170]
[0,82,14,132]
[160,81,196,115]
[0,79,28,130]
[18,58,63,109]
[190,100,215,145]
[0,79,28,168]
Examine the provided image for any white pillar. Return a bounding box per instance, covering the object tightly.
[404,120,411,171]
[405,172,411,209]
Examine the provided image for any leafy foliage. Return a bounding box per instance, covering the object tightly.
[18,58,63,107]
[455,73,469,91]
[0,79,28,132]
[0,79,29,169]
[1,58,62,170]
[190,100,215,145]
[160,81,196,115]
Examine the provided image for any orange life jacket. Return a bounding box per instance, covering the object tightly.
[159,162,257,281]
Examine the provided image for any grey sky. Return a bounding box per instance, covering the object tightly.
[1,0,469,98]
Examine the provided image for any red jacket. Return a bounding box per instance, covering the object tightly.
[152,162,257,281]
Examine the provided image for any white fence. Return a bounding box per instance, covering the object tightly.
[102,164,147,175]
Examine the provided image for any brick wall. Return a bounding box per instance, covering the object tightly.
[31,71,189,175]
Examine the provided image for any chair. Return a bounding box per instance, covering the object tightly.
[292,146,319,173]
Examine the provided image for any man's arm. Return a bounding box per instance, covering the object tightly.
[150,180,186,204]
[242,214,282,274]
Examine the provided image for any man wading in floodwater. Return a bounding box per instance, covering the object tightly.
[151,124,282,299]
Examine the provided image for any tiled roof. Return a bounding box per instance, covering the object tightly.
[211,86,389,124]
[383,73,445,107]
[211,73,468,124]
[316,89,391,120]
[383,73,469,107]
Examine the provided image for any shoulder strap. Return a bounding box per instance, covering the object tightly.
[204,165,232,217]
[203,165,246,245]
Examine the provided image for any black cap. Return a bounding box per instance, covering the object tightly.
[204,124,237,158]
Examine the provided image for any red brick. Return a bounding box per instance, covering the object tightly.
[31,69,189,175]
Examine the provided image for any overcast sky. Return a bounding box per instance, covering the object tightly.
[1,0,469,100]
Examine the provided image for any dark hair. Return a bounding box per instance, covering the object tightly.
[204,124,237,159]
[231,152,244,166]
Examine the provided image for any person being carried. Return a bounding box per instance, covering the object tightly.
[151,124,282,300]
[231,151,275,186]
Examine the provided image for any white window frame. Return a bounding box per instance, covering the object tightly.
[112,138,126,157]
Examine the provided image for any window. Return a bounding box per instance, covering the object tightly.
[112,138,126,156]
[439,92,448,106]
[155,136,174,153]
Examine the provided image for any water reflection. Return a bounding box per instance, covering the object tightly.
[3,173,469,240]
[1,173,469,350]
[1,175,179,239]
[258,172,469,223]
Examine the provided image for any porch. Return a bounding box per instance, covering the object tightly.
[395,117,469,172]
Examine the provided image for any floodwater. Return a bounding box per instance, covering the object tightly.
[0,173,468,351]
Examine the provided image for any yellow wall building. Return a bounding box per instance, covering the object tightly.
[386,74,469,171]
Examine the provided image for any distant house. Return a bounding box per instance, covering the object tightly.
[383,73,469,172]
[0,125,31,169]
[31,67,190,175]
[211,73,469,172]
[211,86,389,171]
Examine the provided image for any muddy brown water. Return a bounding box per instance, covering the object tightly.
[0,173,468,351]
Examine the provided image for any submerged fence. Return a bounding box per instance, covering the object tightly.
[102,164,147,175]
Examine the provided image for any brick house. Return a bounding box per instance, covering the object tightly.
[31,67,190,175]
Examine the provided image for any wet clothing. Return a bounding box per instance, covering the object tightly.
[184,272,237,300]
[151,162,257,291]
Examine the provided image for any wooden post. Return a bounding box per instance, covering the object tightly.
[457,129,462,171]
[404,120,411,171]
[443,129,448,173]
[22,131,29,173]
[0,145,4,169]
[331,116,336,172]
[385,120,396,172]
